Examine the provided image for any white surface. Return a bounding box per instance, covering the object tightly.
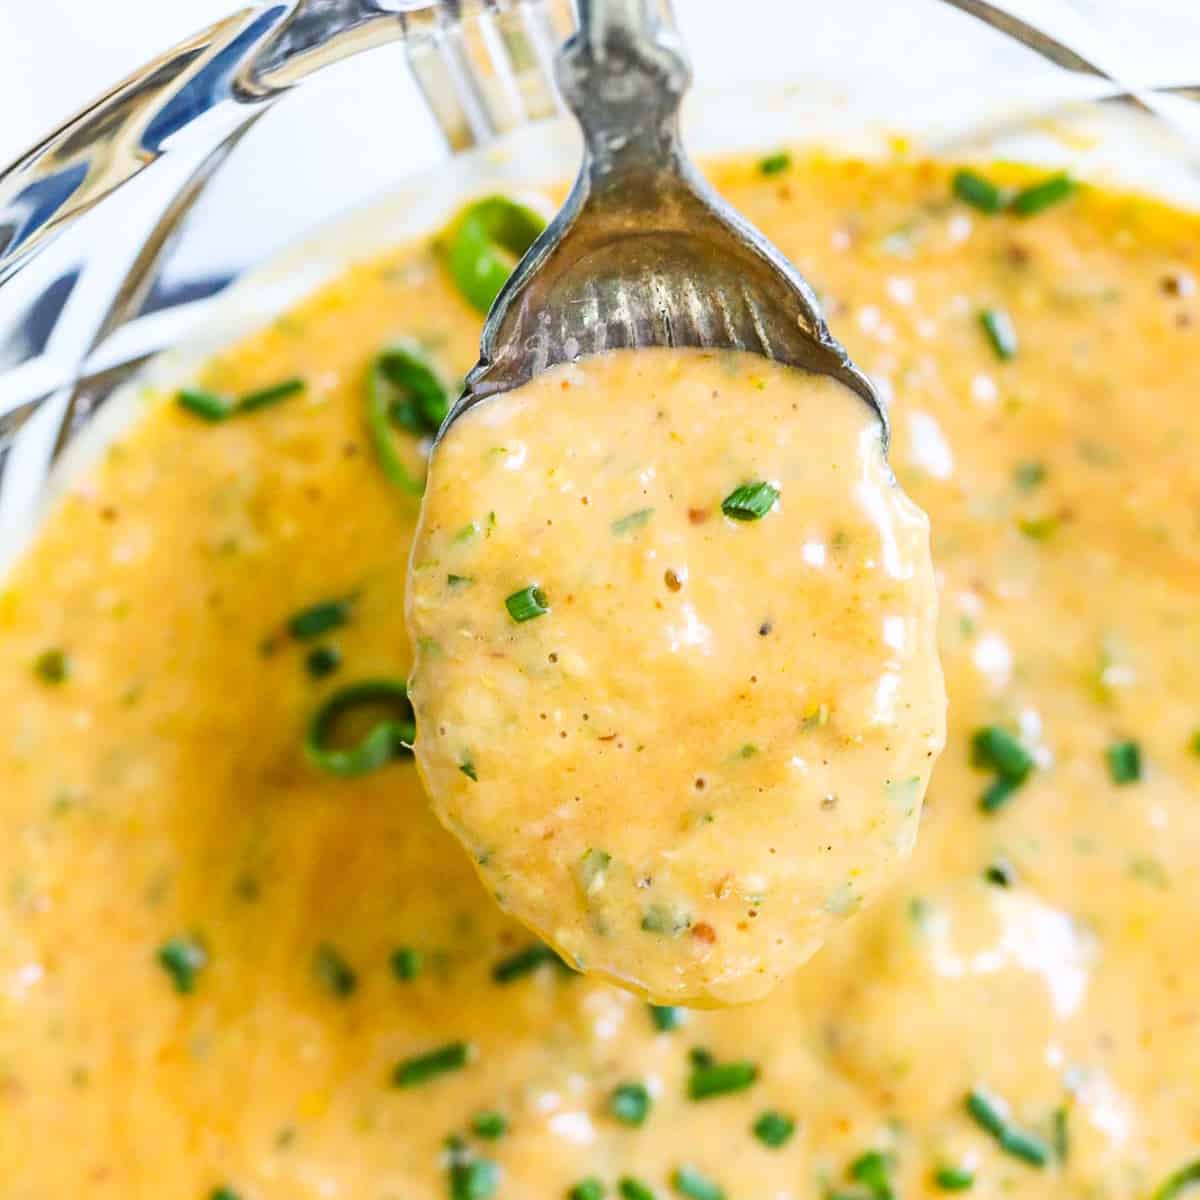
[1,0,1197,167]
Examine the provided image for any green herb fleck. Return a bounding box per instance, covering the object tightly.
[33,647,69,685]
[1014,460,1046,490]
[980,308,1018,361]
[610,1081,652,1127]
[933,1164,975,1190]
[505,585,549,623]
[578,849,612,895]
[650,1005,685,1032]
[390,946,423,981]
[721,481,779,522]
[953,168,1003,213]
[671,1165,725,1200]
[619,1179,657,1200]
[177,378,305,422]
[688,1059,758,1101]
[238,377,306,412]
[1106,739,1141,784]
[492,943,564,983]
[313,943,357,998]
[288,598,350,640]
[304,679,414,777]
[971,726,1034,812]
[1009,173,1075,217]
[1150,1158,1200,1200]
[210,1188,242,1200]
[156,936,207,994]
[448,573,474,588]
[471,1111,508,1140]
[459,757,478,781]
[759,152,792,176]
[569,1180,606,1200]
[305,645,341,679]
[848,1149,894,1198]
[965,1087,1049,1167]
[612,507,655,536]
[1018,515,1059,541]
[641,903,691,936]
[393,1041,473,1087]
[984,858,1015,887]
[449,1157,500,1200]
[752,1109,795,1148]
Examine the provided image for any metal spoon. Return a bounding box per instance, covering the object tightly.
[448,0,886,443]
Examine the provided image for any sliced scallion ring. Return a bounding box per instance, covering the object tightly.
[305,679,415,777]
[442,196,546,313]
[365,341,449,494]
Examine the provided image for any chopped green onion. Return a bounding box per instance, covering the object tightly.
[933,1164,975,1190]
[442,195,547,313]
[980,308,1018,361]
[641,903,691,935]
[569,1180,606,1200]
[505,585,549,623]
[471,1111,508,1140]
[313,943,357,997]
[1013,460,1046,490]
[450,1157,500,1200]
[459,757,478,781]
[305,645,341,679]
[33,647,69,684]
[1053,1105,1069,1162]
[611,507,655,536]
[1151,1159,1200,1200]
[965,1087,1049,1167]
[752,1110,795,1148]
[688,1059,759,1100]
[288,598,351,640]
[1190,730,1200,756]
[156,936,207,994]
[610,1081,652,1126]
[953,168,1004,213]
[390,946,423,981]
[1017,515,1058,541]
[849,1149,894,1196]
[492,942,564,983]
[1106,739,1142,784]
[650,1005,685,1032]
[177,389,236,421]
[981,775,1019,813]
[689,1047,715,1069]
[984,858,1015,887]
[365,341,449,494]
[393,1041,473,1087]
[1009,173,1075,217]
[304,679,414,777]
[759,152,792,176]
[721,481,779,522]
[237,377,306,412]
[210,1188,242,1200]
[618,1179,657,1200]
[671,1166,725,1200]
[448,573,474,588]
[971,726,1034,812]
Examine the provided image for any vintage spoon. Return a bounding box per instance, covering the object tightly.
[446,0,886,443]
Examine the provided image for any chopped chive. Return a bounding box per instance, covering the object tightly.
[618,1179,657,1200]
[449,1157,500,1200]
[33,647,69,684]
[471,1111,508,1140]
[980,775,1019,814]
[610,1081,652,1126]
[980,308,1018,360]
[210,1189,242,1200]
[984,858,1015,887]
[952,168,1003,213]
[752,1110,795,1148]
[288,598,350,640]
[671,1166,725,1200]
[641,903,691,935]
[1053,1105,1069,1162]
[721,480,779,522]
[578,849,612,895]
[972,727,1033,783]
[313,943,357,998]
[393,1041,473,1087]
[442,195,547,313]
[305,645,341,679]
[688,1059,758,1100]
[849,1149,894,1195]
[304,679,414,777]
[1017,514,1058,541]
[650,1004,685,1032]
[1190,730,1200,756]
[934,1164,975,1190]
[177,389,236,421]
[1106,740,1142,784]
[611,507,655,536]
[965,1087,1049,1167]
[505,585,549,623]
[365,341,448,494]
[459,757,478,781]
[1151,1158,1200,1200]
[759,151,792,176]
[492,942,563,983]
[1009,173,1075,217]
[1013,460,1046,490]
[447,573,474,588]
[689,1047,715,1069]
[237,377,305,412]
[156,936,207,994]
[390,946,423,981]
[569,1180,606,1200]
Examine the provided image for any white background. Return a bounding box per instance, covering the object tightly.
[1,0,1197,168]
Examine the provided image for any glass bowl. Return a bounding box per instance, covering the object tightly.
[1,0,1198,571]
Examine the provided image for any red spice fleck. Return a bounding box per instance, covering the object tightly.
[691,922,717,944]
[688,507,709,525]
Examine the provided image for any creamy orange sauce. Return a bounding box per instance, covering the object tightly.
[0,154,1198,1199]
[408,349,944,1005]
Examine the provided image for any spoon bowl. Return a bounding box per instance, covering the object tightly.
[449,0,886,444]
